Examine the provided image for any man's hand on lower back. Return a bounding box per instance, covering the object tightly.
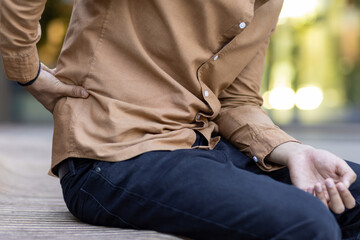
[268,142,357,214]
[24,63,89,113]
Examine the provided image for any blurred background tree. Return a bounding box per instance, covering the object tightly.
[37,0,72,68]
[0,0,359,125]
[262,0,360,125]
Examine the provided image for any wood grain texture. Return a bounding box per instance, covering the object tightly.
[0,125,184,240]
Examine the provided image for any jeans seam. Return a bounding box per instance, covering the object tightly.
[77,169,94,220]
[80,187,139,229]
[94,171,263,239]
[269,218,330,240]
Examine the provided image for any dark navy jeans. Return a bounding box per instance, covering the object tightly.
[60,134,360,239]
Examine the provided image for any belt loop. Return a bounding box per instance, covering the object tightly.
[68,158,76,176]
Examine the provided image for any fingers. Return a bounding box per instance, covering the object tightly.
[315,183,328,208]
[342,170,357,188]
[24,64,89,113]
[41,65,89,99]
[311,179,356,214]
[337,182,356,209]
[335,160,357,188]
[60,83,89,99]
[325,178,346,214]
[306,186,314,195]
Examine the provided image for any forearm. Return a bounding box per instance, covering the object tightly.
[0,0,46,83]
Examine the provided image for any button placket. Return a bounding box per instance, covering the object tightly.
[204,90,209,97]
[194,112,208,129]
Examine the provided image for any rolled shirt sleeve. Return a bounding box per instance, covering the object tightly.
[0,0,46,83]
[215,37,300,171]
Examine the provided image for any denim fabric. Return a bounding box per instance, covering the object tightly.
[60,134,360,240]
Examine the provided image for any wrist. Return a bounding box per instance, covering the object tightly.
[17,61,41,87]
[267,142,314,167]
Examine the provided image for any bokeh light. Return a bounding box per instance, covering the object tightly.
[264,86,324,111]
[268,87,296,110]
[280,0,321,20]
[295,86,324,110]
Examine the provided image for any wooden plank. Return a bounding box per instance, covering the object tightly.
[0,125,185,240]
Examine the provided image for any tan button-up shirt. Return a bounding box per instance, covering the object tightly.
[0,0,298,175]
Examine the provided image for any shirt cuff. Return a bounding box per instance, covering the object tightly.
[236,127,301,172]
[17,60,41,86]
[1,46,40,84]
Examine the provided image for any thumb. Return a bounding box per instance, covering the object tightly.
[339,166,357,188]
[41,63,56,76]
[60,83,89,98]
[342,173,356,188]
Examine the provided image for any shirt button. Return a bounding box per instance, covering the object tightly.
[252,156,258,163]
[239,22,247,29]
[213,55,219,61]
[204,90,209,97]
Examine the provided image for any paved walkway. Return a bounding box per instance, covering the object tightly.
[0,124,359,239]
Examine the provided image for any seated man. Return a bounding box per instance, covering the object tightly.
[1,0,359,239]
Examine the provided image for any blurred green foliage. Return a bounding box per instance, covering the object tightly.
[263,0,360,124]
